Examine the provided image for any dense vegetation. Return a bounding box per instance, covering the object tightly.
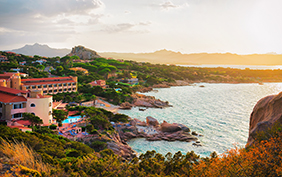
[1,123,282,176]
[3,51,282,86]
[3,51,282,105]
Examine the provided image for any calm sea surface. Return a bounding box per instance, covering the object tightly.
[178,64,282,70]
[118,83,282,157]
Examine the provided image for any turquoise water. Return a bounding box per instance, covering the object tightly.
[119,83,282,157]
[62,115,81,124]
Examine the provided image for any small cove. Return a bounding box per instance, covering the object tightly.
[119,83,282,157]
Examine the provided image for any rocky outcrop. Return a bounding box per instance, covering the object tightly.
[131,93,172,108]
[106,132,136,160]
[138,87,154,93]
[160,121,182,132]
[247,92,282,146]
[119,102,133,109]
[78,132,136,161]
[146,116,159,127]
[68,45,100,59]
[114,118,201,144]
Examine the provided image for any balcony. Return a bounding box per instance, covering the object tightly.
[11,108,27,115]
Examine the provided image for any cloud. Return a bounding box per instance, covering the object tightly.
[101,22,151,33]
[0,0,104,17]
[102,23,136,33]
[160,1,189,10]
[124,10,131,14]
[139,21,152,26]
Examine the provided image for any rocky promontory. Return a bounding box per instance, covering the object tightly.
[68,45,100,59]
[114,116,202,146]
[247,92,282,146]
[119,93,172,109]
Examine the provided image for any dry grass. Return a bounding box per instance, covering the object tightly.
[0,138,51,175]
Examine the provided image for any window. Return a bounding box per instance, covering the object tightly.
[0,104,2,108]
[59,89,62,92]
[49,111,52,115]
[30,103,35,107]
[43,90,47,94]
[43,85,47,88]
[58,84,62,86]
[64,89,67,91]
[68,83,71,86]
[54,84,57,87]
[31,112,35,115]
[26,86,30,89]
[49,102,52,107]
[32,86,36,89]
[12,113,22,118]
[63,83,67,86]
[68,88,71,91]
[72,88,76,91]
[48,84,52,87]
[38,85,42,88]
[13,103,22,109]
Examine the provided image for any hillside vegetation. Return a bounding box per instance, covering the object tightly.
[1,124,282,176]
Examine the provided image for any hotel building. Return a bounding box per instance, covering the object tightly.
[0,86,53,124]
[0,72,78,95]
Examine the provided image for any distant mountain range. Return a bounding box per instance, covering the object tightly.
[6,43,282,65]
[8,43,70,57]
[101,50,282,65]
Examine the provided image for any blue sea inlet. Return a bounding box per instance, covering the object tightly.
[119,83,282,157]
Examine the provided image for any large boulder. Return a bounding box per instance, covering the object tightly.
[173,123,190,132]
[160,121,182,132]
[247,92,282,146]
[146,116,159,127]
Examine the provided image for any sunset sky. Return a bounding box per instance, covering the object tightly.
[1,0,282,54]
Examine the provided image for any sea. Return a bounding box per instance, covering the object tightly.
[118,82,282,157]
[178,64,282,70]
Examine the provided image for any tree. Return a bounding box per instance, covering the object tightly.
[52,109,68,127]
[22,113,43,130]
[90,95,97,105]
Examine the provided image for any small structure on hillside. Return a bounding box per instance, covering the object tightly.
[89,80,108,88]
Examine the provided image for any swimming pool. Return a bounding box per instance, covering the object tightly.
[62,115,81,124]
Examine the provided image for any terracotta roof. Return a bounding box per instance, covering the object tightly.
[22,80,76,86]
[68,111,79,116]
[0,86,28,95]
[0,92,27,103]
[52,101,62,109]
[0,73,14,77]
[16,120,32,126]
[22,77,73,82]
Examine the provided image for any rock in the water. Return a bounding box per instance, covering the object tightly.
[119,102,133,109]
[247,92,282,146]
[192,142,202,147]
[173,123,190,132]
[146,116,159,127]
[68,45,100,59]
[160,121,182,132]
[192,131,203,136]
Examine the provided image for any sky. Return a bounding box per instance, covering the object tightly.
[1,0,282,54]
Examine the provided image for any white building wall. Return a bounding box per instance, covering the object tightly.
[26,96,53,125]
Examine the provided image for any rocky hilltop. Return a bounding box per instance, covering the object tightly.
[69,45,101,59]
[247,92,282,146]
